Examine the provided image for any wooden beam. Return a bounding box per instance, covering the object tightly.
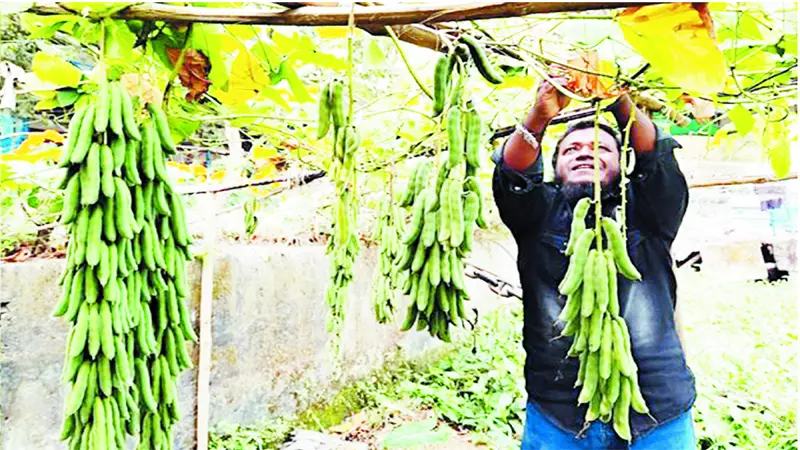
[280,2,455,51]
[361,24,449,52]
[689,173,798,189]
[30,2,645,26]
[179,170,326,195]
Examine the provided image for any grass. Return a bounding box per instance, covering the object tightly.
[209,271,797,449]
[680,272,797,450]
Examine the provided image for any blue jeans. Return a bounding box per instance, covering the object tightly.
[521,402,696,450]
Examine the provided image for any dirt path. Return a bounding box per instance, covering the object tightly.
[284,404,489,450]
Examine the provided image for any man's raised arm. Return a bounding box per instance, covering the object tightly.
[502,77,571,171]
[610,95,689,240]
[607,94,658,154]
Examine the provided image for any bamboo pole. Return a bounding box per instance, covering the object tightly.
[195,159,217,450]
[30,2,648,26]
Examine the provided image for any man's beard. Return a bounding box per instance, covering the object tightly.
[556,174,622,207]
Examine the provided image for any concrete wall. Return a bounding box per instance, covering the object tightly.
[0,238,519,450]
[673,181,798,278]
[670,135,798,277]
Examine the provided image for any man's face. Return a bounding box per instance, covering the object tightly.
[555,128,620,186]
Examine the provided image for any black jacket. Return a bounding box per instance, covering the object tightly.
[491,126,696,442]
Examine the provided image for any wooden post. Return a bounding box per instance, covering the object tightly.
[195,152,216,450]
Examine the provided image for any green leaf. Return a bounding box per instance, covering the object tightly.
[381,420,450,449]
[192,24,230,88]
[19,13,61,34]
[105,20,136,62]
[73,20,102,45]
[253,87,291,111]
[35,97,60,111]
[778,34,797,56]
[148,29,188,70]
[149,39,173,71]
[31,52,83,88]
[168,116,201,145]
[22,16,75,39]
[737,12,765,40]
[272,30,315,54]
[0,163,15,182]
[727,105,756,136]
[273,62,311,103]
[251,42,282,71]
[365,40,387,66]
[292,48,347,71]
[723,46,780,71]
[228,24,260,42]
[26,192,40,209]
[763,122,791,178]
[56,89,79,107]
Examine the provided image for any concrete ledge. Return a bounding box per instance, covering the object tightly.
[0,239,518,449]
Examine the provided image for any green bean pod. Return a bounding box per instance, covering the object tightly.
[580,249,597,317]
[565,198,591,256]
[602,217,642,281]
[432,55,450,117]
[559,229,595,295]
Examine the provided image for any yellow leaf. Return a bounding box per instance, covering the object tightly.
[0,163,13,181]
[236,50,270,87]
[166,161,185,170]
[252,146,277,160]
[252,87,291,110]
[249,186,274,196]
[211,169,226,182]
[32,89,57,99]
[212,50,271,106]
[316,26,350,39]
[35,97,60,110]
[31,52,83,88]
[497,75,537,90]
[616,3,726,95]
[42,129,65,144]
[228,24,259,42]
[191,164,207,179]
[253,164,276,180]
[711,127,730,147]
[16,135,42,154]
[220,33,245,53]
[167,161,194,175]
[1,179,19,190]
[360,136,374,149]
[35,147,62,162]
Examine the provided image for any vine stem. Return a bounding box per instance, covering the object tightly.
[348,3,355,122]
[593,101,602,250]
[100,20,105,64]
[163,23,194,108]
[384,25,434,100]
[620,111,636,240]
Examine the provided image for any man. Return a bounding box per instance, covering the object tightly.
[492,77,696,450]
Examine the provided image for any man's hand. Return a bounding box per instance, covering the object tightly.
[503,76,572,171]
[526,76,571,138]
